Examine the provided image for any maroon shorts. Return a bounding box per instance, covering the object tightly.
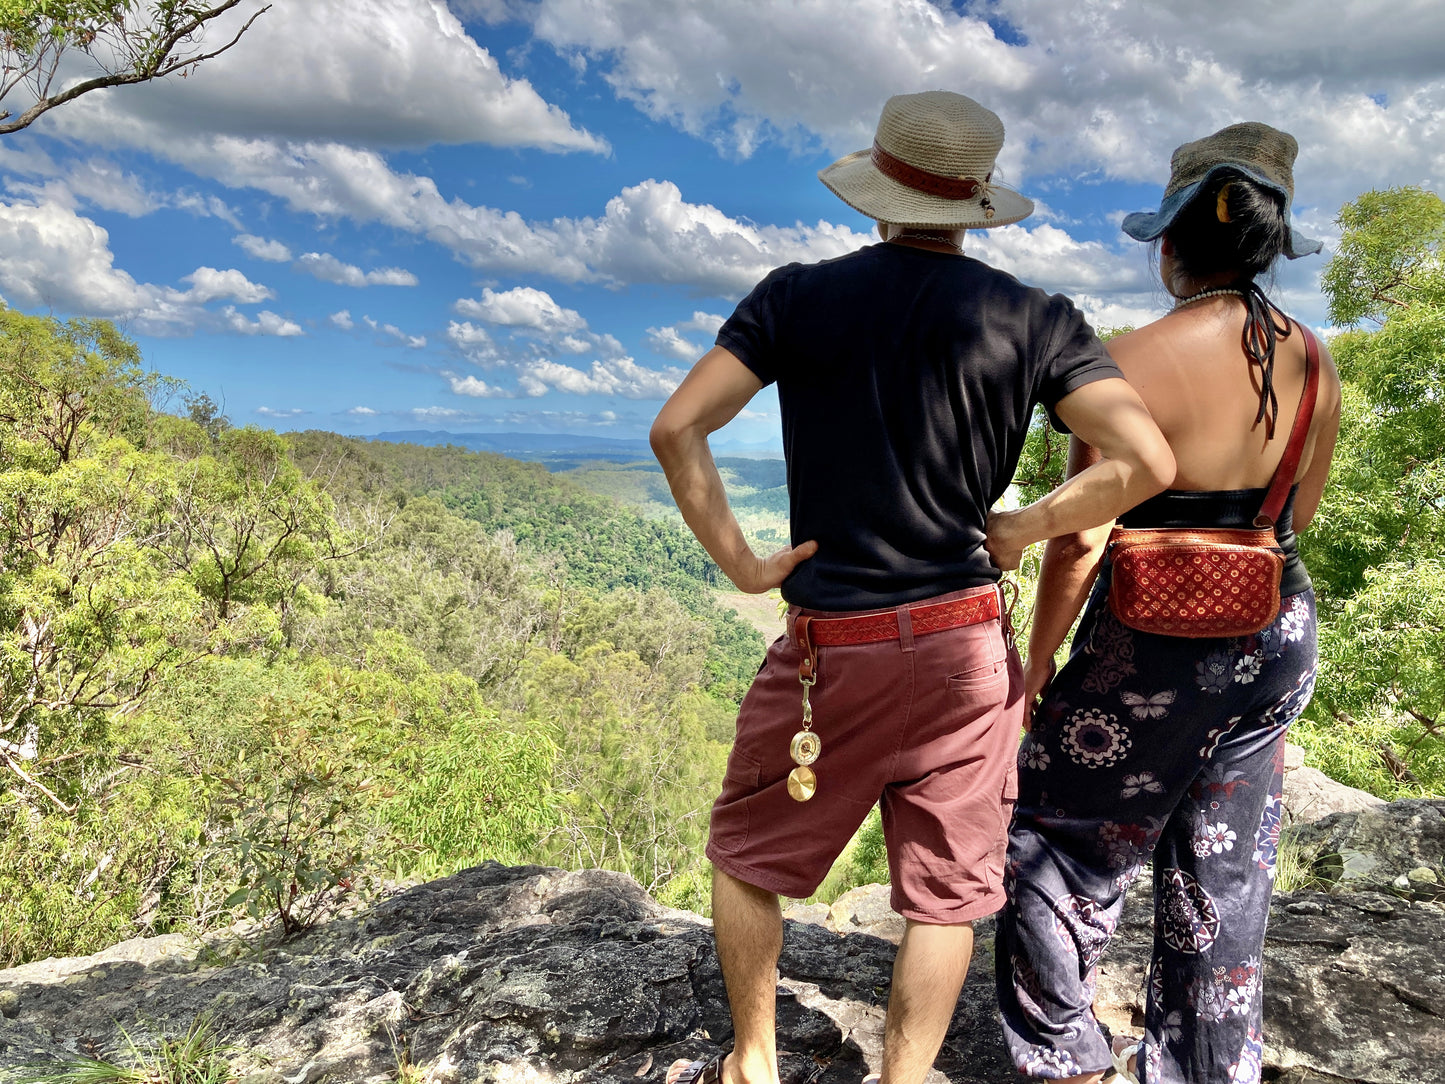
[706,584,1023,923]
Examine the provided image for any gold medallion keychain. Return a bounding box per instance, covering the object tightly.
[786,675,821,802]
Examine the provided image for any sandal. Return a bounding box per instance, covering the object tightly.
[666,1054,725,1084]
[1109,1041,1141,1084]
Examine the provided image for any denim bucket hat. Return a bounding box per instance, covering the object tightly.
[1121,121,1322,259]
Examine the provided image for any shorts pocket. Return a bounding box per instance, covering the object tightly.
[943,622,1008,691]
[709,751,761,856]
[946,660,1007,691]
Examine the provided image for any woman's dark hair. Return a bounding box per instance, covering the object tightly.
[1166,170,1288,279]
[1164,172,1294,438]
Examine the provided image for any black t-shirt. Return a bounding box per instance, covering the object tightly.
[716,241,1121,610]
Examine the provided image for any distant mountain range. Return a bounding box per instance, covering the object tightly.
[371,430,782,462]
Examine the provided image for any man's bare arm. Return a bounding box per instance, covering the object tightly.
[650,346,817,593]
[985,377,1175,571]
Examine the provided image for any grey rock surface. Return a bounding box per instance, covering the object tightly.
[0,864,1010,1084]
[1281,742,1385,825]
[825,885,907,944]
[1292,798,1445,897]
[4,805,1444,1084]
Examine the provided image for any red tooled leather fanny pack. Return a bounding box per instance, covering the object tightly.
[1106,323,1320,639]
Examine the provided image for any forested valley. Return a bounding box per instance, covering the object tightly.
[2,187,1443,967]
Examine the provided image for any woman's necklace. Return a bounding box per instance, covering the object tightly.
[1173,286,1246,310]
[895,230,963,252]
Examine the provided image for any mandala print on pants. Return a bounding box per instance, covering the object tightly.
[1062,709,1132,767]
[1052,892,1116,970]
[1159,868,1220,954]
[1254,795,1284,877]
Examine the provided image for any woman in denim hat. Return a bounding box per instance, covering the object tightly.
[990,122,1343,1084]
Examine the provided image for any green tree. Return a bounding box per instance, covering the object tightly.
[0,310,203,813]
[160,425,339,639]
[0,0,269,135]
[1294,187,1445,795]
[297,497,543,686]
[1321,187,1445,326]
[525,641,731,894]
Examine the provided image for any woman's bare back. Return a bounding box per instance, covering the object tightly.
[1107,298,1340,503]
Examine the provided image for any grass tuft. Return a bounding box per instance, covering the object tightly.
[6,1012,234,1084]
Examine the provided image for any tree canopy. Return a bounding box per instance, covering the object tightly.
[1292,186,1445,794]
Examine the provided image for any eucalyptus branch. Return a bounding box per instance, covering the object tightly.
[0,2,270,136]
[1,748,76,814]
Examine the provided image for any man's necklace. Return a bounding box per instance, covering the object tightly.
[1173,287,1246,310]
[895,230,962,252]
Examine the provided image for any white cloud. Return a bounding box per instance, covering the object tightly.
[329,309,355,330]
[966,224,1149,296]
[455,285,588,333]
[37,124,871,295]
[234,233,293,261]
[345,406,379,416]
[45,0,607,154]
[407,406,488,422]
[362,315,427,348]
[0,198,153,314]
[182,267,275,305]
[222,307,305,337]
[5,161,158,218]
[451,285,628,359]
[645,310,725,361]
[446,319,497,353]
[0,147,245,226]
[255,406,310,418]
[296,251,419,287]
[495,408,627,429]
[678,310,726,333]
[446,372,515,398]
[172,191,243,229]
[514,356,687,400]
[645,325,703,362]
[0,197,292,336]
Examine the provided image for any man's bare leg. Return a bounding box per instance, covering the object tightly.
[877,919,974,1084]
[669,867,783,1084]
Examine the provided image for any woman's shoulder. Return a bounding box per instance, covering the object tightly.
[1103,310,1198,370]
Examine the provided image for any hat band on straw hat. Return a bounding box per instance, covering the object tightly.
[871,142,992,203]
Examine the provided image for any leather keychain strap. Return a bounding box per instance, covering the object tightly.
[1255,323,1321,529]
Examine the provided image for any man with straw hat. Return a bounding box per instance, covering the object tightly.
[651,91,1175,1084]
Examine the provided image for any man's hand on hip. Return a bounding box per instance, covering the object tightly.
[733,540,819,594]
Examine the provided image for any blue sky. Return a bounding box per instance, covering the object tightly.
[1,0,1441,448]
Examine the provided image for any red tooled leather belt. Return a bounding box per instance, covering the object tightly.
[794,588,1001,681]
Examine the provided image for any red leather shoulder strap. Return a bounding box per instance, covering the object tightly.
[1256,323,1320,528]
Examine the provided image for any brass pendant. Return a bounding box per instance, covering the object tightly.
[789,730,821,766]
[786,765,817,802]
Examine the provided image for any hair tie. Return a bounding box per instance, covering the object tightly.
[1216,182,1234,224]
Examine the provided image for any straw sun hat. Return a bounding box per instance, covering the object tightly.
[819,91,1033,229]
[1121,121,1322,259]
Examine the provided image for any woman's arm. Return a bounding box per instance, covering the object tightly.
[1020,439,1114,725]
[1290,340,1342,533]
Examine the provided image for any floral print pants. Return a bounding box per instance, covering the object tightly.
[997,582,1317,1084]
